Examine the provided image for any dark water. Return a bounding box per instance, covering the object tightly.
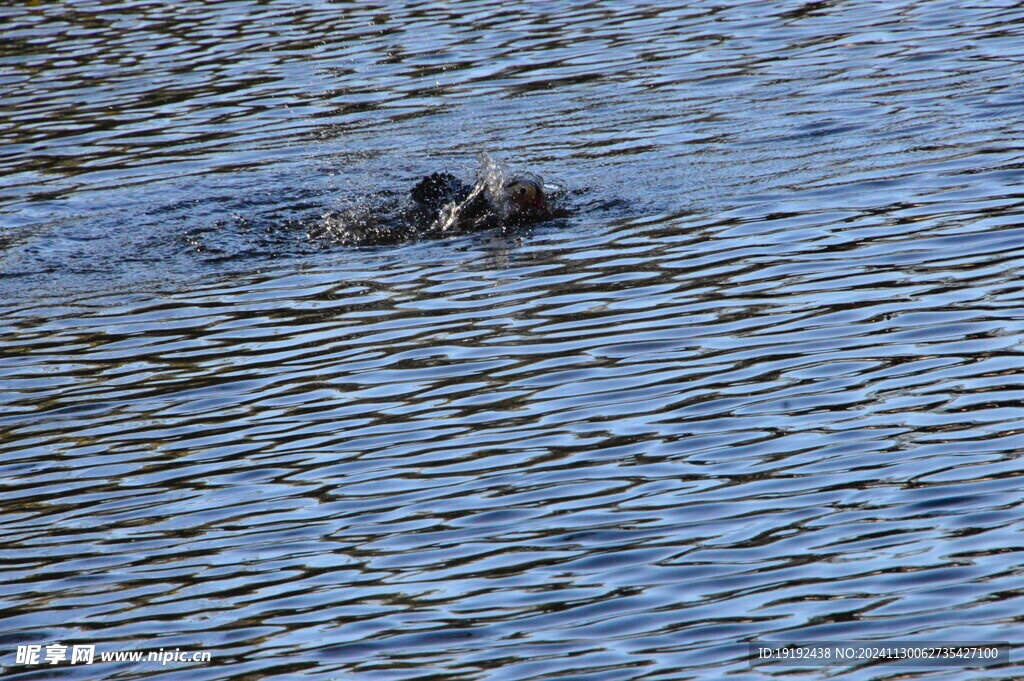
[3,1,1024,679]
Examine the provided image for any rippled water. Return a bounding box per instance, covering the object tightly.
[4,1,1024,679]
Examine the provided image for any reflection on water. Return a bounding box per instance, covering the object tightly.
[3,0,1024,679]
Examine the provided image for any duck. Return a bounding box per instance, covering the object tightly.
[410,171,551,233]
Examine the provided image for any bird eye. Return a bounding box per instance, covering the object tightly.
[509,182,536,205]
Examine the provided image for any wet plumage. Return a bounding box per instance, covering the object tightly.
[411,171,551,232]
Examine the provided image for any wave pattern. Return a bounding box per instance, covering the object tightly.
[3,0,1024,680]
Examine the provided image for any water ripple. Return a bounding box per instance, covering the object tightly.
[4,0,1024,680]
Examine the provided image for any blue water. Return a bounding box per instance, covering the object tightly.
[3,1,1024,679]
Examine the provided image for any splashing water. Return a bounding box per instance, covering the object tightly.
[187,153,568,251]
[433,152,511,233]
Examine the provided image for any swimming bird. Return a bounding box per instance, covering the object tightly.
[410,171,550,232]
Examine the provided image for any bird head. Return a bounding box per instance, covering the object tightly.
[504,177,549,217]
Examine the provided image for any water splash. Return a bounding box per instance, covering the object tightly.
[182,154,568,251]
[434,152,511,233]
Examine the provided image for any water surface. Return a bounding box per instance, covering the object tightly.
[3,1,1024,679]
